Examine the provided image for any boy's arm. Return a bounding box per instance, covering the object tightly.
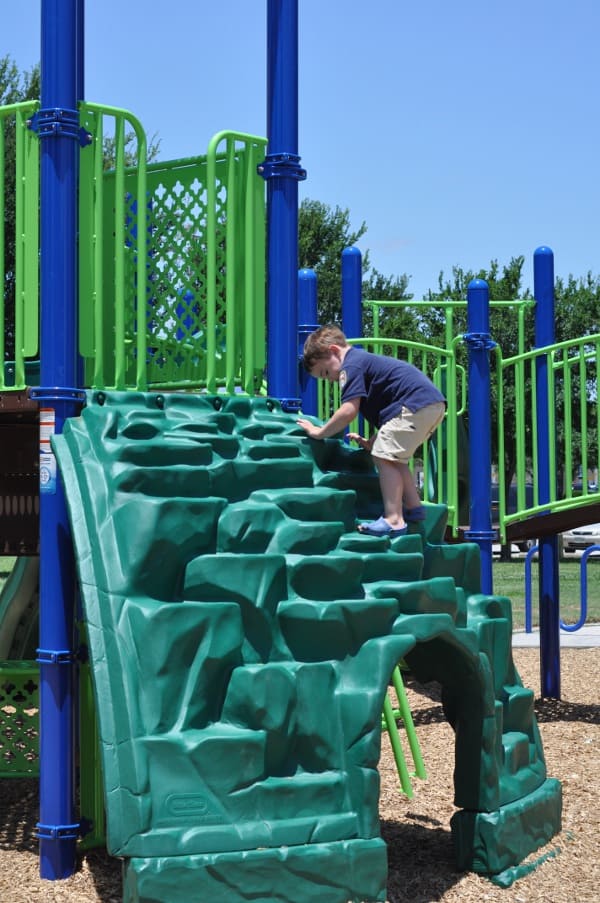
[297,397,361,439]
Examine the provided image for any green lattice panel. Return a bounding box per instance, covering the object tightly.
[0,661,39,777]
[120,157,233,387]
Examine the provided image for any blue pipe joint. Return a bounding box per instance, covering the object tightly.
[279,397,302,413]
[28,107,92,146]
[36,823,81,841]
[258,152,307,181]
[28,387,87,404]
[37,649,74,664]
[462,332,497,352]
[463,529,497,542]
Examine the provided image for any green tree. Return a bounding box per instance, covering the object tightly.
[298,198,415,333]
[102,130,161,170]
[298,199,370,324]
[361,267,420,343]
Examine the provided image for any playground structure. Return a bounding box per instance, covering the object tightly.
[3,0,600,899]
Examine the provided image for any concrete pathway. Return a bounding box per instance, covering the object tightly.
[512,622,600,647]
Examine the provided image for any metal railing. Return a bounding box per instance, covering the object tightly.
[78,104,267,393]
[0,101,40,389]
[317,336,462,533]
[497,333,600,541]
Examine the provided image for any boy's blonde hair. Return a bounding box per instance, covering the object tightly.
[302,324,348,370]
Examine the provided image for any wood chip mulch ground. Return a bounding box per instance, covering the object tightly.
[1,647,598,902]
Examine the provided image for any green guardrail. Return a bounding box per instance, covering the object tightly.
[78,104,267,393]
[497,332,600,542]
[316,335,463,535]
[0,101,40,390]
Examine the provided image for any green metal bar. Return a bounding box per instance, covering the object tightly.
[21,105,39,360]
[81,103,147,391]
[547,350,557,502]
[243,144,256,394]
[134,127,148,392]
[91,113,105,388]
[113,117,126,388]
[531,356,539,509]
[0,101,40,388]
[0,116,5,387]
[562,348,573,498]
[391,666,426,779]
[204,130,267,396]
[225,137,237,395]
[578,347,588,490]
[381,693,413,797]
[206,136,220,392]
[78,105,104,386]
[494,347,507,543]
[514,344,527,512]
[13,110,25,387]
[596,343,600,486]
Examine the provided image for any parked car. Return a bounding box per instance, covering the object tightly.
[571,480,599,494]
[561,522,600,553]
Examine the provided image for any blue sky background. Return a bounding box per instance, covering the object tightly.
[4,1,600,299]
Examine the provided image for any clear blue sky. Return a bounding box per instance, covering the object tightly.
[4,1,600,299]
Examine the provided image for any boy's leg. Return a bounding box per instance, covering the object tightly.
[399,462,421,510]
[373,457,405,528]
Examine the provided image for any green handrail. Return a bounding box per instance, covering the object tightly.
[206,130,267,395]
[79,101,148,390]
[77,115,266,394]
[0,101,40,389]
[497,333,600,540]
[317,336,460,534]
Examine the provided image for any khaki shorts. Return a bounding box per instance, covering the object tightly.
[371,402,446,463]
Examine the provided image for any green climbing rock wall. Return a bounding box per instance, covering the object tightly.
[52,392,561,903]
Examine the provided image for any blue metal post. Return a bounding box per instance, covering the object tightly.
[341,246,362,339]
[464,279,495,594]
[534,246,560,699]
[259,0,306,411]
[298,268,318,415]
[34,0,86,879]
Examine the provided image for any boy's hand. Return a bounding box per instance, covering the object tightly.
[297,418,323,439]
[347,432,374,451]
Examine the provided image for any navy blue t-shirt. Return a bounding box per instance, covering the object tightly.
[339,347,445,428]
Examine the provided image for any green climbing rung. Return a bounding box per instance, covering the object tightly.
[381,664,427,797]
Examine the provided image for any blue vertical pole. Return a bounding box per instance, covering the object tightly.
[464,279,495,594]
[259,0,306,411]
[534,246,560,699]
[34,0,86,879]
[341,246,362,339]
[298,268,318,415]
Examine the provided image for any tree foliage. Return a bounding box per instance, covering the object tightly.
[298,199,369,325]
[102,130,161,170]
[298,197,418,338]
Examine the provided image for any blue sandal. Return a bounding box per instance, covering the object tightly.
[358,516,407,537]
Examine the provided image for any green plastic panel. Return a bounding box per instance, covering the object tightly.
[52,392,561,902]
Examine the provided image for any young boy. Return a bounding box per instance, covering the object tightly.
[297,324,446,536]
